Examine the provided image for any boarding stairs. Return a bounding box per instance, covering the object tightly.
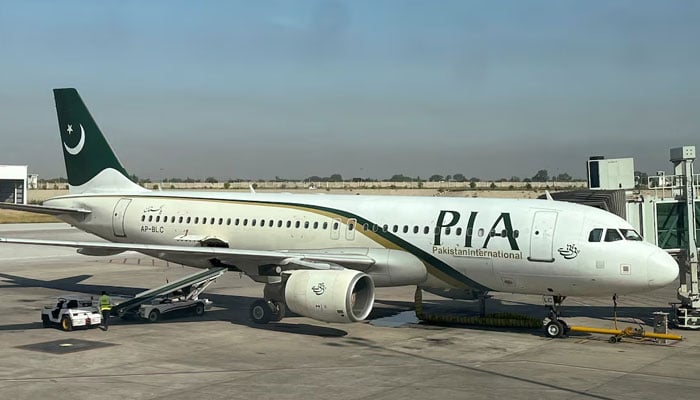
[110,267,226,316]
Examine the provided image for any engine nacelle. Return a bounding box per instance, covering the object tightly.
[284,269,375,323]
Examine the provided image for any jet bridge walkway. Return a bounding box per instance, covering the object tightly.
[110,267,226,317]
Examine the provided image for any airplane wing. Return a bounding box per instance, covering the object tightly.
[0,237,376,277]
[0,202,91,216]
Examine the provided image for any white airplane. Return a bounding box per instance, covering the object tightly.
[0,88,678,337]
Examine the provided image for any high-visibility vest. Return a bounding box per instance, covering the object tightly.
[100,295,111,311]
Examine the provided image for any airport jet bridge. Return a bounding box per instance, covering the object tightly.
[110,267,226,317]
[623,146,700,329]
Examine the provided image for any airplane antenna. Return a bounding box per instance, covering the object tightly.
[545,190,554,201]
[249,184,256,194]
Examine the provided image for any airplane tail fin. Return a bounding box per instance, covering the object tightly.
[53,88,146,194]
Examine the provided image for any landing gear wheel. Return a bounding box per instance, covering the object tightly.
[249,299,273,324]
[60,316,73,332]
[194,302,205,316]
[148,309,160,323]
[270,302,286,322]
[42,315,51,328]
[558,319,569,335]
[545,320,564,338]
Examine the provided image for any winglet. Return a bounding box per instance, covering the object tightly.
[545,190,554,201]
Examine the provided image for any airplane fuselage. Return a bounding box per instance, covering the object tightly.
[45,190,676,298]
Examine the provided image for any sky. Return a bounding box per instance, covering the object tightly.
[0,0,698,181]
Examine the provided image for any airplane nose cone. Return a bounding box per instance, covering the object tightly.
[647,250,679,289]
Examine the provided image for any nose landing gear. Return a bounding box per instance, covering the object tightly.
[543,295,569,338]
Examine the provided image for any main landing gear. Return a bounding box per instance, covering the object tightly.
[543,295,569,338]
[249,284,287,324]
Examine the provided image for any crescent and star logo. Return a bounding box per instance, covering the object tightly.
[63,123,85,155]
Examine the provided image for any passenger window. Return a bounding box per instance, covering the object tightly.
[477,228,484,237]
[171,216,175,223]
[243,219,248,226]
[348,222,355,231]
[604,229,623,242]
[383,224,388,232]
[179,216,183,224]
[620,229,643,241]
[363,223,368,231]
[141,215,145,222]
[333,222,339,230]
[226,218,231,225]
[286,221,291,228]
[456,227,462,236]
[323,222,328,229]
[588,228,603,242]
[424,226,429,234]
[260,220,265,227]
[313,222,319,229]
[194,217,199,224]
[148,215,153,222]
[156,216,161,223]
[278,220,283,228]
[186,217,191,224]
[403,225,408,233]
[513,230,519,238]
[201,217,206,225]
[295,221,300,228]
[235,218,240,226]
[413,226,419,234]
[392,225,398,233]
[445,227,451,235]
[252,219,257,227]
[304,221,309,229]
[218,218,223,225]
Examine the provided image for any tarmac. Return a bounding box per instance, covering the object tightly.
[1,223,699,400]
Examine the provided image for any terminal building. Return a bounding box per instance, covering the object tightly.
[0,165,29,205]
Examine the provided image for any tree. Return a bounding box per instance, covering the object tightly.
[452,173,466,182]
[509,176,521,182]
[469,177,481,183]
[469,181,477,189]
[556,172,572,182]
[429,174,444,182]
[531,169,549,182]
[328,174,343,182]
[445,175,452,182]
[205,177,218,183]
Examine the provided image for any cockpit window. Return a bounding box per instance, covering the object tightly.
[604,229,623,242]
[620,229,643,241]
[588,228,603,242]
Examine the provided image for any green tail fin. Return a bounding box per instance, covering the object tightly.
[53,88,144,193]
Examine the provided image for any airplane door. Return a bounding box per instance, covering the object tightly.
[330,218,341,240]
[529,211,557,262]
[346,218,356,241]
[112,198,132,238]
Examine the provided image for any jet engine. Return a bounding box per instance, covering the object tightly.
[284,269,375,323]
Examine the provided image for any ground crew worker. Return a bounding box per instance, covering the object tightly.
[99,291,111,330]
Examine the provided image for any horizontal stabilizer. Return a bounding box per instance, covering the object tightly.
[0,202,91,216]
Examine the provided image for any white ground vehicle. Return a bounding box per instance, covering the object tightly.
[41,295,102,331]
[139,295,212,322]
